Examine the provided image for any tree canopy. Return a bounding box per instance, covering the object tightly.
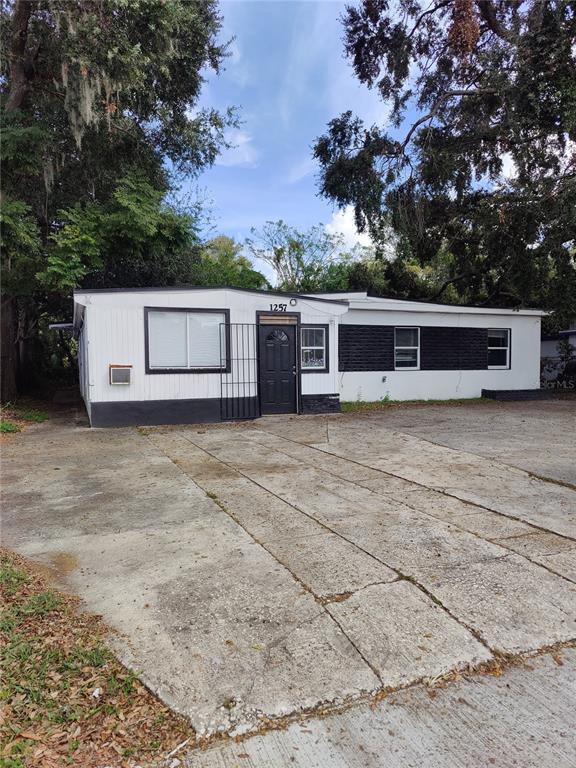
[1,0,235,397]
[198,236,268,290]
[245,218,467,299]
[314,0,576,327]
[245,220,356,292]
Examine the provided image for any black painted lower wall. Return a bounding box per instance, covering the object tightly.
[301,394,341,414]
[89,394,340,426]
[90,397,259,427]
[481,389,548,401]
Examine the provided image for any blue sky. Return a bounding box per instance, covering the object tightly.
[194,0,389,249]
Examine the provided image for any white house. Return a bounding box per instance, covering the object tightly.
[72,287,545,427]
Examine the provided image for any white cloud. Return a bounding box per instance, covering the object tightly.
[286,156,317,184]
[216,129,259,168]
[325,206,373,250]
[276,0,387,136]
[225,39,250,88]
[278,2,340,127]
[500,153,517,180]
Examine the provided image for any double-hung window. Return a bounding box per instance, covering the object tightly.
[146,309,228,372]
[395,327,420,370]
[301,326,328,372]
[487,328,510,369]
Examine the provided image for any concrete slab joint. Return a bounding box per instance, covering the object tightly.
[2,401,576,749]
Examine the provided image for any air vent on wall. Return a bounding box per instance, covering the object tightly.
[109,365,132,385]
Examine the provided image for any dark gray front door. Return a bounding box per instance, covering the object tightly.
[258,325,297,414]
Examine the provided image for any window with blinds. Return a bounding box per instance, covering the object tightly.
[146,309,227,371]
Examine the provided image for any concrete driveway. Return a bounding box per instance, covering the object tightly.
[3,401,576,756]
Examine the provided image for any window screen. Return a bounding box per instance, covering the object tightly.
[301,327,327,370]
[488,328,510,368]
[147,310,227,370]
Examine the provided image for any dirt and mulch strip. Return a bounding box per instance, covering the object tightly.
[340,397,490,413]
[0,549,195,768]
[0,402,50,441]
[340,392,576,413]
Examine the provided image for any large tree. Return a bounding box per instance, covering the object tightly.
[245,220,354,292]
[314,0,576,326]
[198,236,268,290]
[1,0,233,398]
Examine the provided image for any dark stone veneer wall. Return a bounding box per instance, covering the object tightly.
[338,326,395,371]
[339,325,490,372]
[301,394,340,414]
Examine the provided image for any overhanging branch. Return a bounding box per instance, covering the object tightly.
[407,0,452,41]
[476,0,516,42]
[399,88,498,154]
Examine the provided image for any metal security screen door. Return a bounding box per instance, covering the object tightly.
[220,323,260,420]
[258,325,297,414]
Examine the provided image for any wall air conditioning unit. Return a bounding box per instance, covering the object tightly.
[109,365,132,385]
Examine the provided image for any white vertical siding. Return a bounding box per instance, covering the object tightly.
[77,289,346,403]
[76,288,543,409]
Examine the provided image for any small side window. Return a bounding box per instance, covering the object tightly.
[488,329,510,369]
[395,327,420,370]
[301,326,328,371]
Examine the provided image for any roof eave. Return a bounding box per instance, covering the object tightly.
[72,285,349,306]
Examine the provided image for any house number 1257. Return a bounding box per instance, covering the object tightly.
[269,303,287,312]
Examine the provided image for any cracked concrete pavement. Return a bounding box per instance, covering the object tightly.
[190,648,576,768]
[2,401,576,747]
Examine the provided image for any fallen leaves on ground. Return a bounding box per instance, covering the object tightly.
[0,548,195,767]
[0,401,49,442]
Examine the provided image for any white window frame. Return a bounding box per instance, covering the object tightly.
[301,325,328,372]
[487,328,511,370]
[145,307,229,373]
[394,327,420,371]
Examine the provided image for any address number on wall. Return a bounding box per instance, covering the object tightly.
[269,303,288,312]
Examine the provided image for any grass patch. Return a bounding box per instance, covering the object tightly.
[0,402,49,440]
[15,408,49,423]
[0,549,195,767]
[341,397,488,413]
[0,420,21,434]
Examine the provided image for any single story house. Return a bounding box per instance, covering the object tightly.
[72,287,545,427]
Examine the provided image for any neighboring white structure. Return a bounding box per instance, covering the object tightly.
[73,287,545,427]
[541,326,576,381]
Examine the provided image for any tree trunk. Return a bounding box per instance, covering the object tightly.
[3,1,37,399]
[5,0,34,113]
[1,298,19,401]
